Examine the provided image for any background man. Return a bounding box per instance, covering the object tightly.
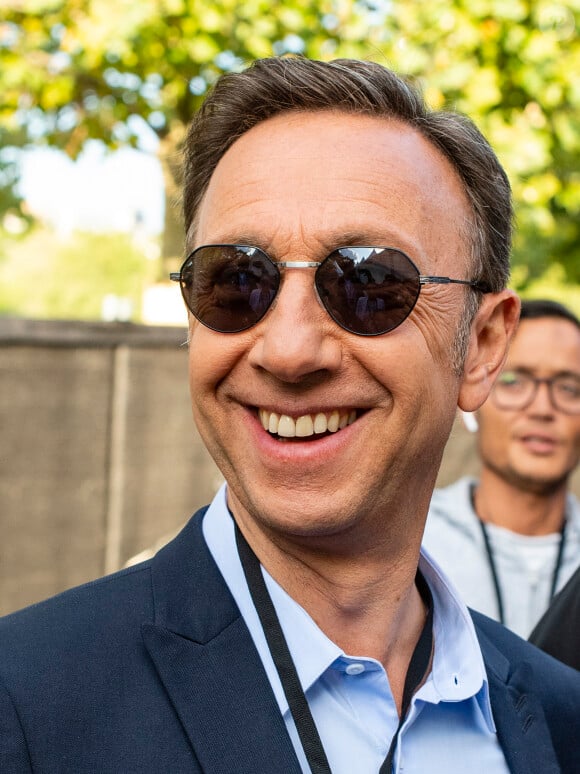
[424,299,580,637]
[1,58,578,773]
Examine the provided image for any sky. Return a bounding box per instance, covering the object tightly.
[19,141,164,236]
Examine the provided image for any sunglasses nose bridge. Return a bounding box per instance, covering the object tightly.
[273,259,325,310]
[277,260,320,270]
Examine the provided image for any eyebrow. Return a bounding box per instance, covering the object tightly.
[505,366,580,380]
[194,231,416,258]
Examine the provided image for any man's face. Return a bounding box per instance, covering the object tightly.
[187,111,486,547]
[477,317,580,494]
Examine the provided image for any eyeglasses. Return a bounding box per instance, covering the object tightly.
[491,370,580,414]
[170,244,489,336]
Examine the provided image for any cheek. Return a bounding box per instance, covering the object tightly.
[358,331,458,423]
[568,423,580,456]
[477,414,510,456]
[187,326,247,397]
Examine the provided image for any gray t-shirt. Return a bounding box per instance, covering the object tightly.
[422,476,580,637]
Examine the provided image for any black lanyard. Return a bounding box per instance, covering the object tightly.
[234,521,433,774]
[470,485,567,625]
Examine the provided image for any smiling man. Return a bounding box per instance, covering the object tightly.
[1,58,579,774]
[424,299,580,638]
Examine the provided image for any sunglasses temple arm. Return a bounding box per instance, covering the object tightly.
[419,276,490,292]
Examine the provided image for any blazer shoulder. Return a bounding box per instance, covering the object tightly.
[472,609,580,703]
[0,507,212,660]
[472,610,580,772]
[0,561,154,660]
[0,506,210,657]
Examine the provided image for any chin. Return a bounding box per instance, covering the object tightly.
[508,468,569,497]
[264,504,357,539]
[236,485,360,540]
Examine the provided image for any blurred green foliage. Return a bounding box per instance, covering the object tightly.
[0,229,156,319]
[388,0,580,289]
[0,0,578,298]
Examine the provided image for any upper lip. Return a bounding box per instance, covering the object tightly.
[517,431,559,445]
[238,392,372,416]
[254,405,360,417]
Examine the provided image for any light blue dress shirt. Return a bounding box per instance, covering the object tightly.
[203,484,510,773]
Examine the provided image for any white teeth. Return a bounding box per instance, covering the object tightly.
[268,411,280,433]
[327,411,340,432]
[295,415,314,437]
[259,409,357,438]
[313,413,327,434]
[278,415,296,438]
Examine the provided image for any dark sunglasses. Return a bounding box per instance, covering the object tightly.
[170,244,490,336]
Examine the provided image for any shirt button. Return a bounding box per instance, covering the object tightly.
[345,663,365,675]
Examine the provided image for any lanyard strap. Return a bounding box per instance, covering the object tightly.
[470,484,567,625]
[234,521,433,774]
[378,573,433,774]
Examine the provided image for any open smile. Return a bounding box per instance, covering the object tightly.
[258,409,358,439]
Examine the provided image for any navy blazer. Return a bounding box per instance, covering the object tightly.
[1,507,579,773]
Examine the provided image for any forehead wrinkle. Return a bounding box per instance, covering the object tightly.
[196,181,438,263]
[198,227,424,259]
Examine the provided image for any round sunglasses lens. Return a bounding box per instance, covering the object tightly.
[180,246,279,332]
[315,248,421,335]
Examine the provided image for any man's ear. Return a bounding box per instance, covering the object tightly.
[458,290,520,413]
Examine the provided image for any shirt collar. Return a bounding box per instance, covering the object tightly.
[203,484,495,731]
[418,547,496,731]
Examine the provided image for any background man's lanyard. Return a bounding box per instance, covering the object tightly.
[234,520,434,774]
[469,484,567,625]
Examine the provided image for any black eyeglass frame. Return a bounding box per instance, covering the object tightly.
[169,244,491,336]
[491,370,580,415]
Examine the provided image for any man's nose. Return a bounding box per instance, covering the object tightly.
[528,380,556,415]
[247,269,342,383]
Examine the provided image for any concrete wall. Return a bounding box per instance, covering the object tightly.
[1,318,579,615]
[0,319,222,616]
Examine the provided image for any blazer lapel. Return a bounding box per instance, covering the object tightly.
[476,625,560,774]
[141,510,302,774]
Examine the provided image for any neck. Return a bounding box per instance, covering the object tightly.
[232,506,428,713]
[474,470,567,536]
